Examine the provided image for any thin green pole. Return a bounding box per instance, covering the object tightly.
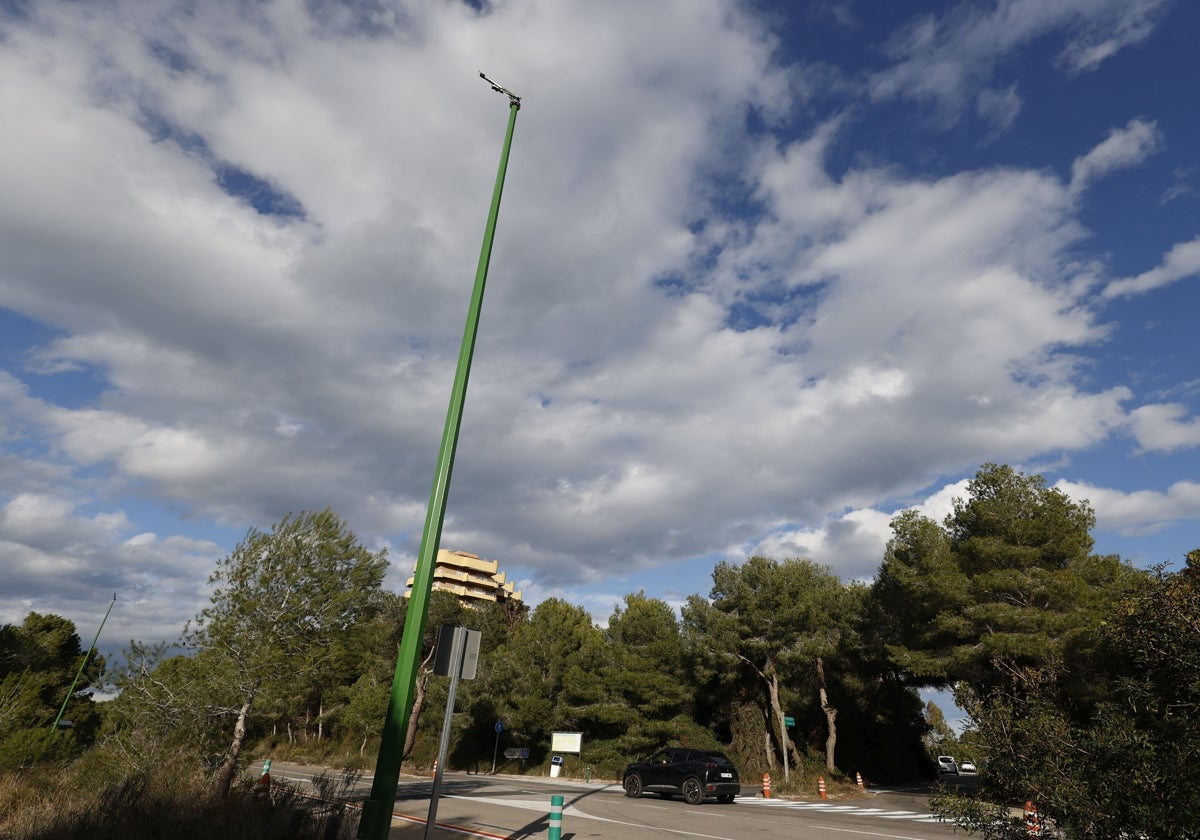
[357,77,521,840]
[51,593,116,733]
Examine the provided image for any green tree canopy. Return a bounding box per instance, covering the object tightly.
[603,592,693,753]
[486,598,608,753]
[874,464,1144,692]
[936,549,1200,840]
[103,641,223,771]
[682,556,860,774]
[185,509,387,796]
[0,612,104,769]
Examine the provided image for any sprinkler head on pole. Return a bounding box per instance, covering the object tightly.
[479,72,521,106]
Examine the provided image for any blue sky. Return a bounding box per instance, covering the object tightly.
[2,0,1199,698]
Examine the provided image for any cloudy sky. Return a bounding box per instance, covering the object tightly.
[3,0,1199,658]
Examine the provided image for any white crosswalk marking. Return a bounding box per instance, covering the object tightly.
[736,797,941,824]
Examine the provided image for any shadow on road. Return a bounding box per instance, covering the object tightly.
[381,774,616,839]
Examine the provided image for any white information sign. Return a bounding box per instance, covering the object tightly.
[550,731,583,754]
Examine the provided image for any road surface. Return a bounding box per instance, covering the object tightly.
[260,761,970,840]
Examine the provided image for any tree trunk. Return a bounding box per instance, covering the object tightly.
[817,658,838,773]
[214,690,256,799]
[765,669,786,770]
[318,700,324,741]
[740,654,798,775]
[765,667,804,774]
[402,648,438,758]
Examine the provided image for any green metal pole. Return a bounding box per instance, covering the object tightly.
[51,593,116,733]
[358,77,521,840]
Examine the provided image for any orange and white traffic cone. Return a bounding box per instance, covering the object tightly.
[818,775,827,799]
[1024,801,1041,836]
[855,771,864,788]
[762,772,771,798]
[432,758,439,778]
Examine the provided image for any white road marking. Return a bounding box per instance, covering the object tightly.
[737,798,936,823]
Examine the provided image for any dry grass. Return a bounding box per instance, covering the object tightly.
[0,753,358,840]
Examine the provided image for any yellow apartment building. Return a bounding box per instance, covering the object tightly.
[403,548,523,608]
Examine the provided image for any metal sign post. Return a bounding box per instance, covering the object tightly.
[426,625,480,840]
[492,720,504,774]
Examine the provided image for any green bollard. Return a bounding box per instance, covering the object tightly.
[585,764,591,783]
[548,794,563,840]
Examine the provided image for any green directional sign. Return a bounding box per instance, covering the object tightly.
[784,716,795,727]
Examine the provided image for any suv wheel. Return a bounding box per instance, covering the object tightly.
[624,774,643,799]
[682,777,704,805]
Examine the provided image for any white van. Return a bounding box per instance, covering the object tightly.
[937,755,958,774]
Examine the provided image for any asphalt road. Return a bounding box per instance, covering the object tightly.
[260,761,974,840]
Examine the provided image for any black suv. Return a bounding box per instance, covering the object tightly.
[622,747,740,804]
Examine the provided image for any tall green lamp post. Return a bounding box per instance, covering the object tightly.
[51,593,116,733]
[357,73,522,840]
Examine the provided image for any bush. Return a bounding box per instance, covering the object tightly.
[0,752,358,840]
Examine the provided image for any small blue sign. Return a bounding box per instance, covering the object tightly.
[495,720,504,734]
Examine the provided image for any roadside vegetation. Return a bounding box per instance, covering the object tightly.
[0,749,358,840]
[2,465,1197,837]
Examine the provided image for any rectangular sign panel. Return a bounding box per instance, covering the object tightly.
[432,623,457,676]
[432,624,481,680]
[550,731,583,753]
[460,628,480,680]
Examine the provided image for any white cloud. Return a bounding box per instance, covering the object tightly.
[871,0,1169,117]
[741,478,970,583]
[1055,0,1166,72]
[0,493,130,551]
[975,85,1022,133]
[1159,167,1196,205]
[0,0,1196,641]
[0,490,223,643]
[745,508,895,582]
[1127,403,1200,453]
[1056,478,1200,535]
[1103,236,1200,298]
[743,467,1200,587]
[914,480,973,525]
[2,5,1132,583]
[0,0,801,610]
[1070,118,1162,195]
